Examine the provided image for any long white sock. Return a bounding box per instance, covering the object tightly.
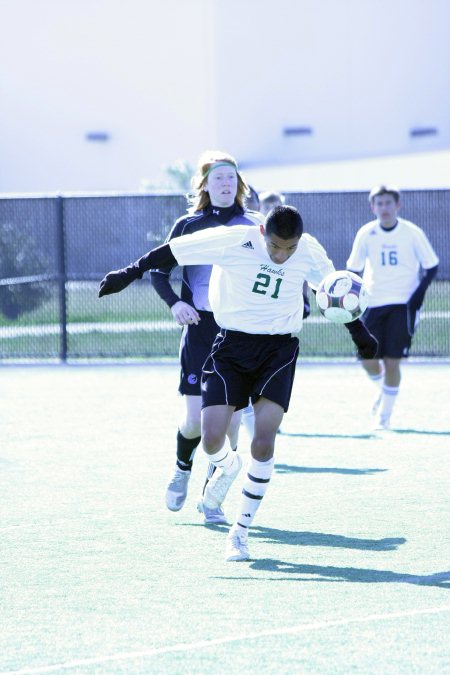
[368,370,384,392]
[233,457,275,535]
[206,447,239,475]
[241,405,255,439]
[379,384,398,420]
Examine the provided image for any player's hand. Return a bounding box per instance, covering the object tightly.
[98,270,133,297]
[171,301,201,326]
[345,318,378,359]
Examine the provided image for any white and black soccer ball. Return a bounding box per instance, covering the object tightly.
[316,270,369,324]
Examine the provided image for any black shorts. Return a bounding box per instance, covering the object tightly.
[362,304,415,359]
[201,329,299,412]
[179,310,220,395]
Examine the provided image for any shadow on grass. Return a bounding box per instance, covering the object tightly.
[279,428,450,438]
[251,525,405,551]
[275,464,387,475]
[248,559,450,588]
[392,428,450,436]
[196,524,405,552]
[278,431,375,439]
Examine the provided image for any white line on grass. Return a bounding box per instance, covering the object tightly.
[0,311,447,339]
[4,605,450,674]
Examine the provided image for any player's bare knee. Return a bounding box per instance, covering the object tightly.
[180,418,201,437]
[251,437,275,462]
[202,429,226,455]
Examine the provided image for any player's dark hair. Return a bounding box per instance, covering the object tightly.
[265,205,303,239]
[369,184,400,204]
[246,185,260,211]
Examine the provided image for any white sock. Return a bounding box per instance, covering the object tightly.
[233,457,275,534]
[241,405,255,439]
[368,371,384,392]
[206,447,239,474]
[379,384,399,420]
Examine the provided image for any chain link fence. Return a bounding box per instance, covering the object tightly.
[1,190,449,361]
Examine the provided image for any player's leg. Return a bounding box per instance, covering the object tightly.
[241,404,255,439]
[358,307,385,418]
[166,394,202,511]
[375,357,401,429]
[197,329,252,513]
[199,408,243,524]
[373,305,407,430]
[226,334,298,561]
[166,319,206,512]
[199,404,243,510]
[361,358,384,415]
[226,398,283,561]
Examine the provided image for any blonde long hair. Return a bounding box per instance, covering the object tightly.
[188,150,249,212]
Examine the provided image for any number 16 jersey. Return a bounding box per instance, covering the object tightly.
[346,217,439,308]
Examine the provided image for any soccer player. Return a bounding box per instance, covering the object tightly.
[347,185,439,430]
[239,189,310,439]
[260,190,310,317]
[99,205,377,561]
[148,150,262,524]
[259,190,286,216]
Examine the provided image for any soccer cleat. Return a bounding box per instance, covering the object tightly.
[372,415,391,432]
[225,529,250,561]
[197,500,228,524]
[165,467,191,511]
[202,453,243,510]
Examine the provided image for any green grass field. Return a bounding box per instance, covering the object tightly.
[1,281,450,360]
[1,362,449,673]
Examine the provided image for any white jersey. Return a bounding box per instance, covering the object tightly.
[169,224,334,335]
[346,217,439,307]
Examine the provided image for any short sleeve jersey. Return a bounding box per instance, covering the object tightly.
[169,225,334,335]
[346,217,439,307]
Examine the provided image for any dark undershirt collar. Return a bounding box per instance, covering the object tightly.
[380,219,398,232]
[206,202,240,223]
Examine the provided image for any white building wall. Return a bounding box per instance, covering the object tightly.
[0,0,449,192]
[214,0,450,167]
[0,0,217,192]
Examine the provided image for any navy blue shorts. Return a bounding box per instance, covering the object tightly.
[362,304,415,358]
[179,310,220,395]
[201,329,299,412]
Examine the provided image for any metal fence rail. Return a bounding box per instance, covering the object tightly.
[1,190,449,361]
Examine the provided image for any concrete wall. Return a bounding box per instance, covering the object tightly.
[1,0,449,193]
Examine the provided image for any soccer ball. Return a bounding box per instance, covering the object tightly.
[316,270,369,324]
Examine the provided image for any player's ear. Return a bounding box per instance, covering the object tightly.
[260,224,265,235]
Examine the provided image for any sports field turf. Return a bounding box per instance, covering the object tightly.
[1,362,449,673]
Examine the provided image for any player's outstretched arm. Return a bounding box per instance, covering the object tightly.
[98,243,177,297]
[344,318,378,359]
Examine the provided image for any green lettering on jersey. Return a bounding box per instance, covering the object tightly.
[252,273,283,298]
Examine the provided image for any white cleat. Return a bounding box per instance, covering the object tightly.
[197,501,228,524]
[165,468,191,511]
[202,453,243,510]
[372,415,391,432]
[225,529,250,562]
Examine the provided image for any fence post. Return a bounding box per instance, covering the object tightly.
[56,196,67,362]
